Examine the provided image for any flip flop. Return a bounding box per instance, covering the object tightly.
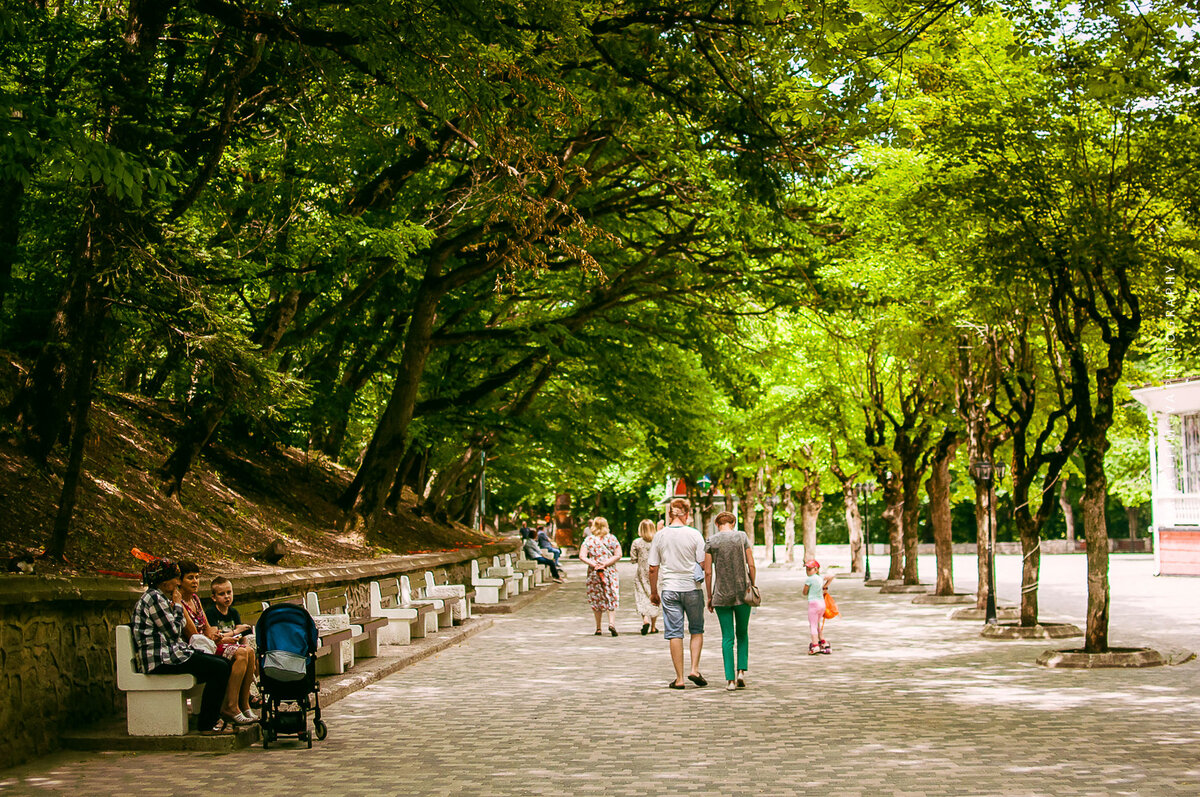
[687,673,707,687]
[668,681,686,689]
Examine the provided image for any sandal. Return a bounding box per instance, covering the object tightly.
[222,711,257,726]
[609,625,618,637]
[687,673,707,687]
[809,643,820,655]
[668,680,686,689]
[202,719,235,734]
[594,630,602,635]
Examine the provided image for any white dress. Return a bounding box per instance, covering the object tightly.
[630,537,661,619]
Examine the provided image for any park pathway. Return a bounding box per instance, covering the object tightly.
[3,553,1200,795]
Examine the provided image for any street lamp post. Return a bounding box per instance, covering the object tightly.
[854,482,876,583]
[970,459,1007,625]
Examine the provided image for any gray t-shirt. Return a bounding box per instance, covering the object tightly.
[705,531,752,606]
[648,524,705,593]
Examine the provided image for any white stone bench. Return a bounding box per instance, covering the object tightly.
[487,555,526,594]
[368,578,436,645]
[470,558,511,604]
[304,587,388,668]
[423,570,472,622]
[515,551,550,585]
[115,625,203,736]
[399,575,453,630]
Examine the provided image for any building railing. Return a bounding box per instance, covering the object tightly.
[1154,494,1200,527]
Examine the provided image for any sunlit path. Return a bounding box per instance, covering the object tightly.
[3,553,1199,795]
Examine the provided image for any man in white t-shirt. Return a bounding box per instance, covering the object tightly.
[649,498,707,689]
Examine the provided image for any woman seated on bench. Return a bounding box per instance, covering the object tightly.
[130,558,232,733]
[178,560,258,727]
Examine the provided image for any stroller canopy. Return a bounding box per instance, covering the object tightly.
[256,603,318,656]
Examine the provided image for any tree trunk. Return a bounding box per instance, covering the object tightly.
[783,486,796,563]
[143,339,185,398]
[1126,504,1139,540]
[1014,499,1041,626]
[1059,478,1076,544]
[900,459,923,585]
[843,483,864,573]
[43,284,105,561]
[742,477,758,554]
[762,492,775,558]
[974,481,992,611]
[926,429,959,595]
[882,477,903,580]
[341,266,444,528]
[800,494,821,564]
[1081,440,1111,653]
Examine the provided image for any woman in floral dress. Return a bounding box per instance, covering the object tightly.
[629,519,661,635]
[580,516,622,635]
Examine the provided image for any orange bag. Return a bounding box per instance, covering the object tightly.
[823,592,839,619]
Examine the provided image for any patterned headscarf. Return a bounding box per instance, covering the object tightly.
[141,557,180,588]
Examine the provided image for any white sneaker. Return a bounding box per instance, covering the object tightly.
[736,671,747,688]
[726,681,737,691]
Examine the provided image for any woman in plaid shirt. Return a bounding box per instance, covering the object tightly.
[130,558,232,732]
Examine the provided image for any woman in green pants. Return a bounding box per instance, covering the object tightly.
[703,511,756,691]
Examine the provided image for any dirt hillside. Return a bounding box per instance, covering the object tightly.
[0,362,496,578]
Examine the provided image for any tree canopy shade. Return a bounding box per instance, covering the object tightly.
[4,0,1199,655]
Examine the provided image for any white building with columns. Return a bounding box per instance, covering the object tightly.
[1131,378,1200,575]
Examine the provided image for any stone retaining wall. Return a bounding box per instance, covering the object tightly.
[0,541,517,771]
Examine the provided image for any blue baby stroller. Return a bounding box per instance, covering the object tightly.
[255,603,327,748]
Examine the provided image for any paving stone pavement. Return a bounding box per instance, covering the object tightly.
[3,551,1200,796]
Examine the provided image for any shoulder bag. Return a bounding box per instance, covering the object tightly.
[743,541,761,606]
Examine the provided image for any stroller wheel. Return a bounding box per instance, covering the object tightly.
[314,720,328,741]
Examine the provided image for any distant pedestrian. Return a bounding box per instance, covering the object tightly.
[649,499,707,689]
[630,519,662,635]
[523,528,565,582]
[803,559,835,655]
[580,516,622,635]
[704,511,755,690]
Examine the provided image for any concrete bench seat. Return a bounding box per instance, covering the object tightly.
[423,570,472,622]
[115,624,204,736]
[368,578,436,645]
[304,587,388,666]
[514,551,551,585]
[488,554,529,593]
[471,558,513,604]
[399,575,453,630]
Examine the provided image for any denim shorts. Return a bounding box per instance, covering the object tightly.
[661,589,705,639]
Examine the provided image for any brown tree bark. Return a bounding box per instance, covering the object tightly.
[1080,439,1111,652]
[843,484,864,573]
[741,476,758,550]
[881,476,904,580]
[798,469,823,565]
[926,428,959,595]
[782,486,797,563]
[830,440,863,572]
[1060,479,1076,544]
